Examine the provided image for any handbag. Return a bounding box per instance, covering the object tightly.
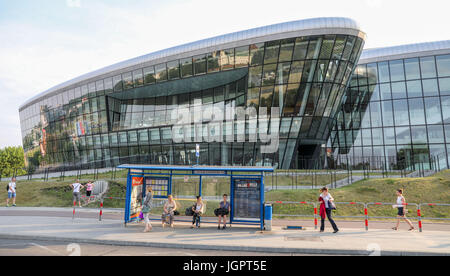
[328,201,337,210]
[142,206,151,214]
[185,207,194,216]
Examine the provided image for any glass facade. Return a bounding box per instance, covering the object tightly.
[19,33,364,171]
[332,53,450,170]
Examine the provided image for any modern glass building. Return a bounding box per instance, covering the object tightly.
[19,17,366,172]
[331,41,450,171]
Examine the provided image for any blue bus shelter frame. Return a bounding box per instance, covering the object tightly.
[118,164,274,230]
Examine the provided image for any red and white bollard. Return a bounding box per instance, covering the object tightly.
[314,205,318,230]
[99,200,104,221]
[72,201,76,221]
[417,206,423,233]
[364,204,369,231]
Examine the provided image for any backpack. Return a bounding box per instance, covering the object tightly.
[6,184,9,192]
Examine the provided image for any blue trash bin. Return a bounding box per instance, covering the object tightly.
[264,204,273,231]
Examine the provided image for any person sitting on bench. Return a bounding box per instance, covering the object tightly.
[161,195,177,229]
[191,196,205,229]
[217,194,231,230]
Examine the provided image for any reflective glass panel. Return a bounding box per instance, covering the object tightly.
[221,48,235,70]
[279,39,295,62]
[381,101,394,127]
[144,66,156,84]
[408,98,426,125]
[393,100,409,126]
[424,97,443,124]
[181,57,193,78]
[422,79,439,96]
[167,60,180,80]
[439,78,450,95]
[262,64,277,86]
[207,51,220,73]
[406,80,423,98]
[155,63,167,82]
[248,66,262,87]
[133,69,144,87]
[404,58,421,80]
[264,41,280,64]
[249,43,265,66]
[436,55,450,77]
[391,82,407,99]
[194,54,207,75]
[378,62,390,83]
[293,37,308,60]
[389,60,405,82]
[420,56,437,78]
[235,46,249,68]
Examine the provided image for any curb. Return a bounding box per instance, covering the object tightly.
[0,234,447,256]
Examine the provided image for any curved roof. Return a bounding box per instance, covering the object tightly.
[20,17,365,110]
[359,40,450,64]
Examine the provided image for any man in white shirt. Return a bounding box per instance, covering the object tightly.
[6,177,17,207]
[70,180,84,207]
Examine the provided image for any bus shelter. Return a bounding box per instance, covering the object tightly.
[118,164,274,230]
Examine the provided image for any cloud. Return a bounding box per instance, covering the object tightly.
[66,0,82,8]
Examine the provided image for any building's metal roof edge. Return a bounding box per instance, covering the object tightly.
[359,40,450,64]
[20,17,364,110]
[117,164,275,172]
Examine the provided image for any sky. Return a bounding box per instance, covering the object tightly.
[0,0,449,148]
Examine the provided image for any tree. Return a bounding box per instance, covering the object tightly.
[0,146,26,178]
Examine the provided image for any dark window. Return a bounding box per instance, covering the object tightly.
[207,51,221,73]
[181,57,193,78]
[193,54,207,75]
[264,41,280,64]
[144,66,156,84]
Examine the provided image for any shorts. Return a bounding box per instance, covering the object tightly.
[397,207,405,216]
[73,192,81,202]
[8,192,16,199]
[86,191,92,197]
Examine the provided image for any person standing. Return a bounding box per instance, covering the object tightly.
[392,189,415,231]
[191,196,205,229]
[218,194,231,230]
[142,186,154,233]
[85,181,94,204]
[70,180,84,208]
[319,187,339,233]
[6,177,17,207]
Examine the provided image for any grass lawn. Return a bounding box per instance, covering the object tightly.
[2,170,450,220]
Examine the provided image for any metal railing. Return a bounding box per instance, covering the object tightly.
[268,201,450,232]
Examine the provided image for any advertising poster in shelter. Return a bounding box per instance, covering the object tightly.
[233,178,261,219]
[130,177,144,221]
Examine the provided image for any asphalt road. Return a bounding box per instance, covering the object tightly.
[0,238,318,256]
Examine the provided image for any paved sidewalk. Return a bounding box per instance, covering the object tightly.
[0,214,448,256]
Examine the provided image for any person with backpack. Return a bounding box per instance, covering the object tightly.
[6,177,17,207]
